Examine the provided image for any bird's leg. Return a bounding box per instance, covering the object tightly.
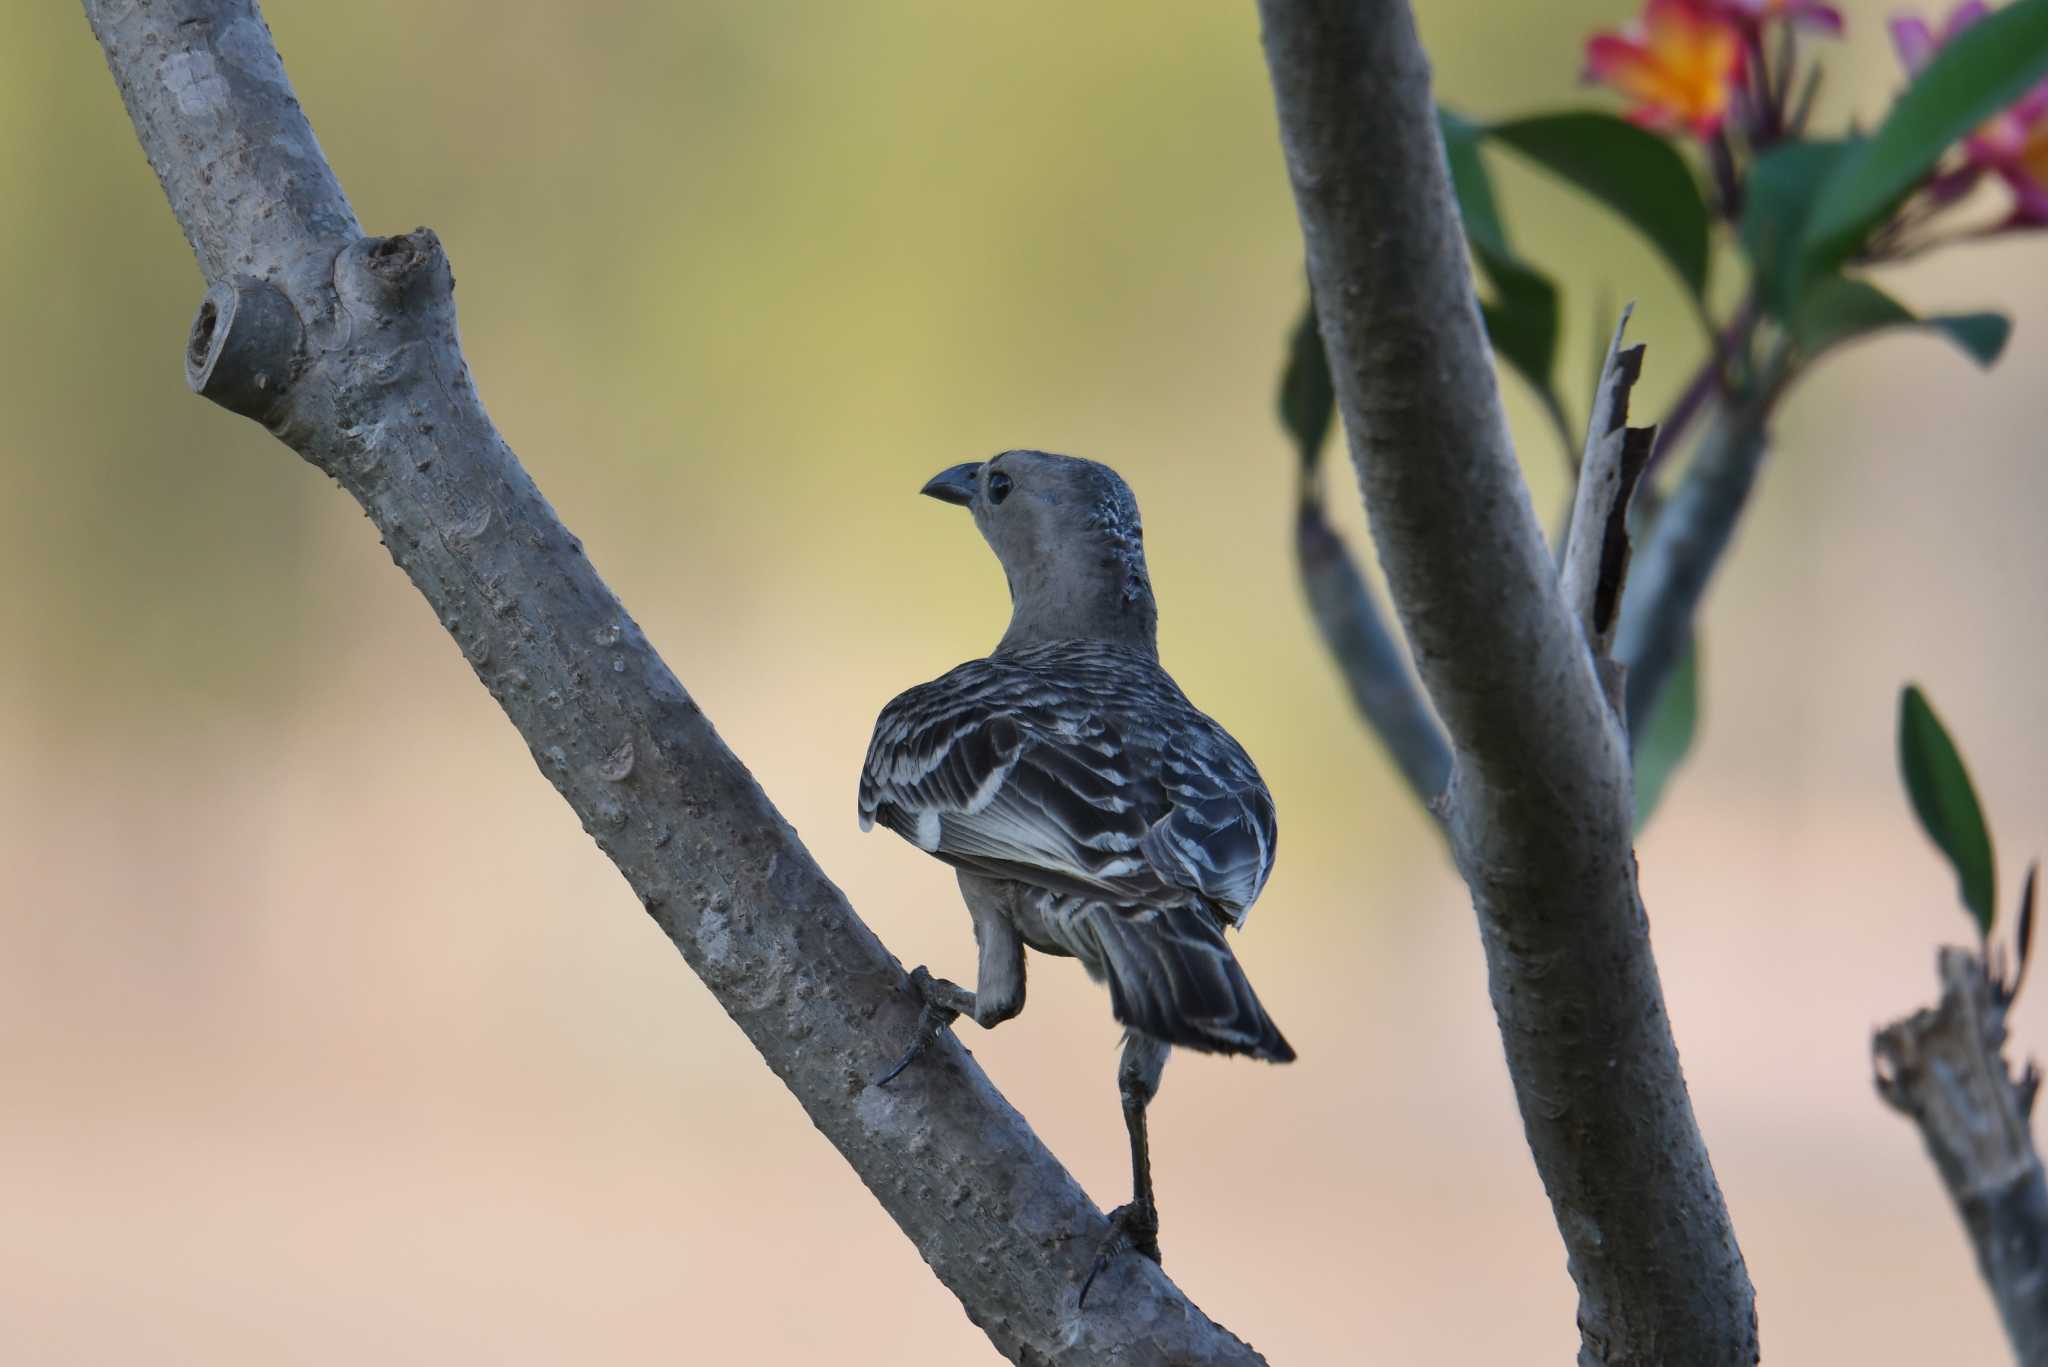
[1080,1032,1170,1307]
[874,884,1026,1087]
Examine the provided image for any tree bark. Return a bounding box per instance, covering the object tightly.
[1877,948,2048,1365]
[1254,3,1758,1362]
[85,3,1264,1361]
[1558,307,1654,687]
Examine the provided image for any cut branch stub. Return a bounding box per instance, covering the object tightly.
[1876,947,2048,1362]
[186,279,304,423]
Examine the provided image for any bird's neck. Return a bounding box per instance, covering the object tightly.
[995,557,1159,657]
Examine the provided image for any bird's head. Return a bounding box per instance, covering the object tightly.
[920,450,1157,654]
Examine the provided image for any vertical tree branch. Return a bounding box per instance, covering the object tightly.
[85,3,1266,1360]
[1877,948,2048,1363]
[1285,293,1453,807]
[1254,3,1758,1362]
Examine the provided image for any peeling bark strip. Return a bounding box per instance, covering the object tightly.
[1254,3,1758,1363]
[1560,309,1656,716]
[85,3,1263,1361]
[1560,308,1655,664]
[1877,949,2048,1363]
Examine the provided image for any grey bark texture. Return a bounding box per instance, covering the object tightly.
[1254,3,1759,1363]
[1616,410,1770,741]
[1559,307,1655,692]
[86,3,1266,1362]
[1877,948,2048,1365]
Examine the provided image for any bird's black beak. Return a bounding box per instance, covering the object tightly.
[920,462,981,507]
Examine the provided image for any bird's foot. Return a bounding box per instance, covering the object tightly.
[1077,1199,1160,1308]
[874,965,963,1087]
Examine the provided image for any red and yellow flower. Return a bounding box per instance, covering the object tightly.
[1585,0,1749,137]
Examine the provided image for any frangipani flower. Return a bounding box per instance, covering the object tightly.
[1586,0,1749,137]
[1892,2,2048,222]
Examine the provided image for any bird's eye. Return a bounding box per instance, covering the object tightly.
[986,471,1013,505]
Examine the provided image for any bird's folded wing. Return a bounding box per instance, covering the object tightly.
[1137,741,1277,925]
[859,664,1276,919]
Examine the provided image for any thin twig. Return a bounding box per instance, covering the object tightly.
[1644,291,1760,486]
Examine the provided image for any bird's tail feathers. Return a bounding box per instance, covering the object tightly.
[1079,901,1294,1063]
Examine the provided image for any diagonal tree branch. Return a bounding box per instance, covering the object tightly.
[1296,495,1453,805]
[1615,407,1771,740]
[84,3,1264,1361]
[1255,3,1758,1362]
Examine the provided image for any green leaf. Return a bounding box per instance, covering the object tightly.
[1792,276,2010,367]
[1475,240,1564,430]
[1746,151,2012,368]
[1741,139,1860,319]
[1486,112,1713,300]
[1633,638,1700,832]
[1898,684,1998,936]
[1438,107,1570,448]
[1439,108,1511,260]
[1278,296,1335,473]
[1803,0,2048,275]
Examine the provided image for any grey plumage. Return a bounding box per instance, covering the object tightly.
[858,449,1292,1302]
[859,639,1290,1059]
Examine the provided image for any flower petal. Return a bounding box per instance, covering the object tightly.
[2000,172,2048,223]
[1891,15,1937,72]
[2011,77,2048,128]
[1586,0,1744,137]
[1586,32,1653,81]
[1946,0,1993,34]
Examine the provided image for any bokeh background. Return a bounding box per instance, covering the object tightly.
[5,1,2046,1361]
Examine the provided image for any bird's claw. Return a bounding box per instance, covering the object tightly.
[874,965,961,1087]
[1077,1199,1160,1308]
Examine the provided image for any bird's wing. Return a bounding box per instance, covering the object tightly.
[858,650,1276,919]
[1135,727,1277,927]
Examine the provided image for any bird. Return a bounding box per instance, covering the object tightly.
[857,449,1294,1305]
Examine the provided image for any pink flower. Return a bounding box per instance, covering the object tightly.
[1892,3,2048,222]
[1586,0,1749,137]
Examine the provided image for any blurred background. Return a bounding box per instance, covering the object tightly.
[5,1,2045,1361]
